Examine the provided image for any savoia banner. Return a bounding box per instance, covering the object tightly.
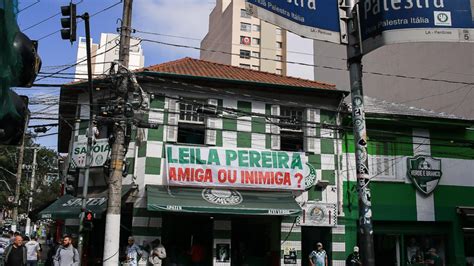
[165,145,317,191]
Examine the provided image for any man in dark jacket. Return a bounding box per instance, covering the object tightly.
[4,235,27,266]
[346,246,362,266]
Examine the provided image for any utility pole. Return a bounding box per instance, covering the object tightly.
[103,0,133,264]
[11,116,29,233]
[25,147,38,236]
[77,12,94,261]
[345,0,375,264]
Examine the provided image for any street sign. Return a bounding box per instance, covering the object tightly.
[360,0,474,53]
[71,138,110,168]
[245,0,346,44]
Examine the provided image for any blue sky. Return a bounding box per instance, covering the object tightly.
[13,0,314,150]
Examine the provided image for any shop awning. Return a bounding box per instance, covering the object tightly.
[146,185,301,216]
[38,185,135,220]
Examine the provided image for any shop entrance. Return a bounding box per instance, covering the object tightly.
[231,217,280,266]
[301,227,332,266]
[162,214,213,266]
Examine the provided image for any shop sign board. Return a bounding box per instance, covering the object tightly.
[245,0,345,44]
[297,202,337,227]
[360,0,474,53]
[407,155,442,195]
[165,145,318,191]
[71,139,110,168]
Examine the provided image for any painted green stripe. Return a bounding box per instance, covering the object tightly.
[265,134,271,149]
[126,157,135,175]
[138,142,147,157]
[133,226,161,236]
[79,121,88,135]
[430,130,474,159]
[320,110,336,125]
[321,170,335,185]
[308,187,322,201]
[237,101,251,113]
[320,138,334,154]
[252,117,266,134]
[281,232,301,241]
[150,96,165,109]
[332,234,345,242]
[148,127,164,142]
[214,230,231,239]
[371,182,417,221]
[145,157,162,175]
[308,154,321,169]
[223,118,237,131]
[216,130,223,147]
[237,132,251,148]
[265,104,271,115]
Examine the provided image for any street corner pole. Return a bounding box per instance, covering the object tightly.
[12,115,29,233]
[78,12,94,260]
[103,0,133,265]
[345,0,375,264]
[25,147,38,236]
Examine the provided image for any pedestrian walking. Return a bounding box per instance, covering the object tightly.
[346,246,362,266]
[309,242,328,266]
[148,239,166,265]
[3,235,27,266]
[53,234,79,266]
[45,238,61,266]
[25,236,41,266]
[125,236,142,266]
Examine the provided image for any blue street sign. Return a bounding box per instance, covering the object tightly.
[245,0,345,44]
[360,0,474,53]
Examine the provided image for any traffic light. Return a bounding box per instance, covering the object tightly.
[60,3,76,43]
[83,210,94,231]
[0,91,28,145]
[12,32,42,87]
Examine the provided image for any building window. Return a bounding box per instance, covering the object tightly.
[252,24,260,32]
[240,49,251,59]
[240,9,251,18]
[368,141,399,180]
[276,55,283,61]
[252,38,260,45]
[179,100,204,123]
[178,99,205,145]
[239,64,251,69]
[280,107,303,131]
[276,28,282,35]
[240,22,252,32]
[276,69,282,75]
[276,41,283,49]
[251,65,260,71]
[240,36,251,45]
[252,51,260,58]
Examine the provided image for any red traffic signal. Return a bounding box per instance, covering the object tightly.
[85,211,93,221]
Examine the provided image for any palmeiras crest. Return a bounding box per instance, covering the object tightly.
[407,155,442,195]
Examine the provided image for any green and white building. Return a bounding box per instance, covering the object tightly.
[342,96,474,265]
[50,57,474,265]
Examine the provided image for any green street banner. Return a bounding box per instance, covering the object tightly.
[166,145,317,191]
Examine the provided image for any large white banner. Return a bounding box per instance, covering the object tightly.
[165,145,318,191]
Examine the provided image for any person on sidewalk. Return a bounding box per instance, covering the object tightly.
[309,242,328,266]
[3,235,27,266]
[25,236,41,266]
[125,236,142,266]
[148,239,166,265]
[346,246,362,266]
[53,234,79,266]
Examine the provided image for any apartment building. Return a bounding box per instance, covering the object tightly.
[74,33,145,80]
[201,0,287,75]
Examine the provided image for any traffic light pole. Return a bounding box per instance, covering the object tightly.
[25,146,38,236]
[11,115,29,233]
[103,0,133,264]
[77,12,94,261]
[345,0,375,264]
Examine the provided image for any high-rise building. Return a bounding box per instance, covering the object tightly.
[74,33,145,80]
[201,0,287,75]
